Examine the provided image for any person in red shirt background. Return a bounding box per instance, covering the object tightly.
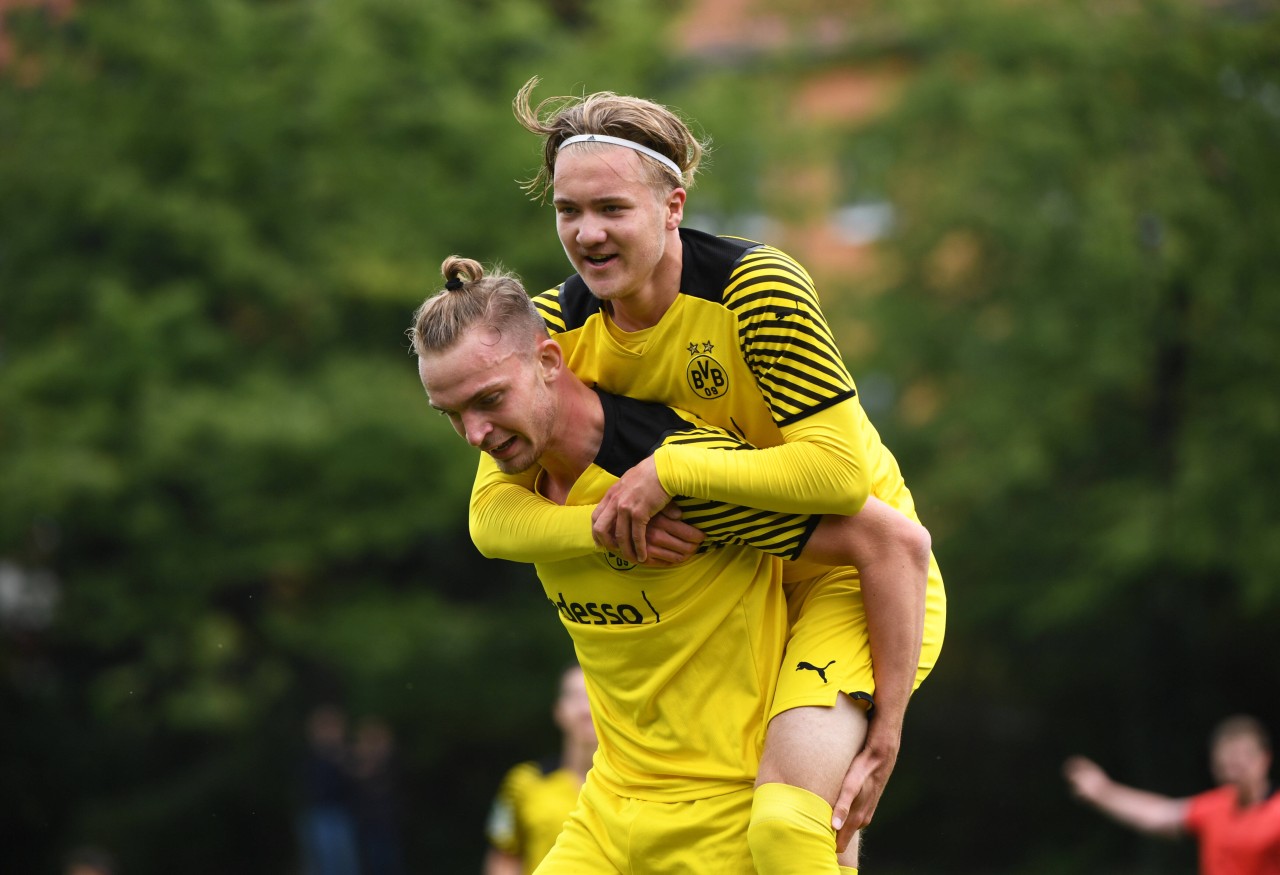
[1064,715,1280,875]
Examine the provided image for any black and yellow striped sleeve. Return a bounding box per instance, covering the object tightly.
[662,428,820,561]
[596,392,819,560]
[532,286,567,336]
[724,245,857,426]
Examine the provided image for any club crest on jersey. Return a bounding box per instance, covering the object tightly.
[686,340,729,400]
[602,552,637,572]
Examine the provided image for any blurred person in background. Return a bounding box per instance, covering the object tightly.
[297,703,361,875]
[63,846,116,875]
[483,662,598,875]
[353,716,406,875]
[1064,714,1280,874]
[463,77,947,874]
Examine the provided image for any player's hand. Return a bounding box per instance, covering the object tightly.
[831,732,899,851]
[1062,756,1109,801]
[591,456,672,564]
[640,503,705,567]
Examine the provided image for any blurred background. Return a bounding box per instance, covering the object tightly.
[2,0,1278,872]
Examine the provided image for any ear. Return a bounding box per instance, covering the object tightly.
[535,336,564,382]
[665,187,686,230]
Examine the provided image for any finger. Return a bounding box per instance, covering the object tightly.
[646,526,699,556]
[593,505,619,552]
[632,517,649,564]
[641,540,690,565]
[831,757,873,832]
[835,824,851,854]
[662,518,705,545]
[593,516,616,551]
[616,511,640,564]
[658,502,683,520]
[835,818,859,854]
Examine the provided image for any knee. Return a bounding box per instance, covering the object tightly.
[748,782,836,860]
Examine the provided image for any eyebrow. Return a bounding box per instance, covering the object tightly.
[552,192,633,207]
[428,380,506,415]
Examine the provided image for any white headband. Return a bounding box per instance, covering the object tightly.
[558,134,683,180]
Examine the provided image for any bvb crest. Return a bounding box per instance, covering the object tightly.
[685,340,729,399]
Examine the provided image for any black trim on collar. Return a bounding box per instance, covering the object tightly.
[677,228,759,303]
[554,228,760,330]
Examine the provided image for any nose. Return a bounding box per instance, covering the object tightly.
[576,211,607,247]
[460,411,491,448]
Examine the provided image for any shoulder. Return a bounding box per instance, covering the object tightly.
[497,759,544,794]
[1185,785,1235,825]
[595,390,698,477]
[723,242,818,308]
[534,276,603,334]
[678,227,760,303]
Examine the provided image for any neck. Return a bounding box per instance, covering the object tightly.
[1238,776,1270,806]
[538,377,604,503]
[609,227,683,332]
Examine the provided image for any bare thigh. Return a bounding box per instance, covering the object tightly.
[756,695,868,805]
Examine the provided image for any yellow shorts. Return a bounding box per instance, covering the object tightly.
[535,771,755,874]
[769,552,946,721]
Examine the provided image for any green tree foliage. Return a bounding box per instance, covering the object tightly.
[774,1,1280,871]
[0,0,690,871]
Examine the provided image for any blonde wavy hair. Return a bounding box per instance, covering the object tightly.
[513,76,709,202]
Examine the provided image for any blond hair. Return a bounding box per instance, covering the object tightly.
[409,256,546,356]
[513,76,708,202]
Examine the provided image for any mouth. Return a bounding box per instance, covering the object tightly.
[583,253,617,269]
[485,435,518,459]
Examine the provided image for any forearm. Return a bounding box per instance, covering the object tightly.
[1084,781,1188,837]
[801,500,929,751]
[469,455,598,562]
[860,552,925,757]
[653,401,870,516]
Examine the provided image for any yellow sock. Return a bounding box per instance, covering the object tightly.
[748,782,840,875]
[840,869,858,874]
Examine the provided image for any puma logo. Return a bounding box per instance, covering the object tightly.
[796,660,836,684]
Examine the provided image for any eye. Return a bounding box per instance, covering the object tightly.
[556,204,578,216]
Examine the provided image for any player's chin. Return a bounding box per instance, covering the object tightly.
[493,450,538,475]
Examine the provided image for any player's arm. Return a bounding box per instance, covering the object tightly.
[805,504,931,845]
[1063,756,1190,838]
[653,398,868,514]
[470,452,703,565]
[469,454,595,562]
[593,250,872,556]
[656,245,872,514]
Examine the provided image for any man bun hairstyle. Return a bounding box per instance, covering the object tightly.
[409,256,546,356]
[513,76,708,202]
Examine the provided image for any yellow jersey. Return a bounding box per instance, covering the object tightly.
[485,756,582,874]
[533,390,791,802]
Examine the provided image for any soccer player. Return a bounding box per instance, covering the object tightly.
[1064,715,1280,875]
[414,256,910,870]
[466,78,948,873]
[484,663,598,875]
